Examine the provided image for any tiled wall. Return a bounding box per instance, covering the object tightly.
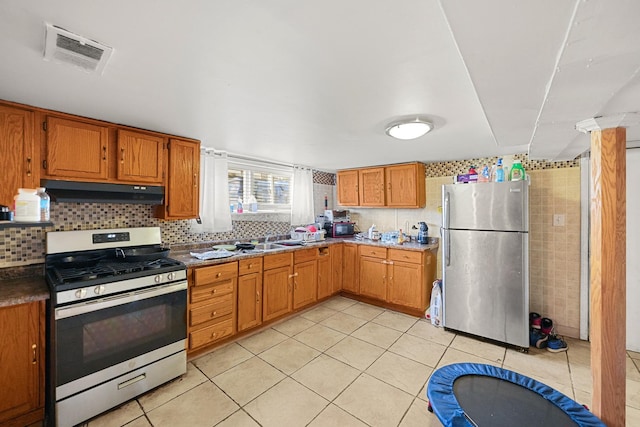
[0,172,335,268]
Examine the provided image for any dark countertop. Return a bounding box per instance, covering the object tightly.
[0,271,49,308]
[172,237,439,269]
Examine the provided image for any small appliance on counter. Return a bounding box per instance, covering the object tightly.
[324,209,350,223]
[417,222,429,244]
[323,221,356,238]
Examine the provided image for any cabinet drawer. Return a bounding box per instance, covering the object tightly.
[294,248,317,263]
[193,262,238,285]
[388,249,423,264]
[190,280,235,304]
[190,293,234,326]
[239,258,263,275]
[359,246,387,259]
[264,252,292,270]
[189,318,233,349]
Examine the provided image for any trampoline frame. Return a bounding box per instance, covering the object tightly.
[426,363,605,427]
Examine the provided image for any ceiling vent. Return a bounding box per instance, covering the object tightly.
[43,23,113,74]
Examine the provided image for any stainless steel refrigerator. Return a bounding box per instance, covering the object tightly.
[442,180,529,348]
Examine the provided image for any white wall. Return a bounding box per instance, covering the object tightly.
[627,148,640,351]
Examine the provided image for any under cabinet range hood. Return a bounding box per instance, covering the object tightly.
[41,180,164,205]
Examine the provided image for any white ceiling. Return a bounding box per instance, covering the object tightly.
[1,0,640,171]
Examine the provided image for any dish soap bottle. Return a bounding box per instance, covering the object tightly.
[509,160,526,181]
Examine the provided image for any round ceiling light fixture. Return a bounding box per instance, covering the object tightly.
[385,117,434,140]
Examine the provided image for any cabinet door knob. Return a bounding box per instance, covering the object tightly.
[256,291,260,303]
[26,157,32,177]
[102,146,107,160]
[120,147,125,163]
[32,344,37,364]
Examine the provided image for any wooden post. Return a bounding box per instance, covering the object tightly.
[589,126,626,426]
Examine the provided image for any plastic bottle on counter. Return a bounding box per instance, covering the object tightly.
[237,198,243,214]
[510,160,526,181]
[14,189,40,222]
[248,195,258,212]
[37,187,50,221]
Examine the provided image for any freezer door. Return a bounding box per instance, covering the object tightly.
[443,229,529,348]
[442,181,528,232]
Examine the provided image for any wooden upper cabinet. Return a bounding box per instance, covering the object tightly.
[385,163,426,208]
[116,130,164,184]
[358,167,385,206]
[44,116,109,180]
[337,169,359,206]
[0,104,35,206]
[156,138,200,219]
[337,162,425,208]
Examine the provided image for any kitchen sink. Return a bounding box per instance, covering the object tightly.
[253,242,287,251]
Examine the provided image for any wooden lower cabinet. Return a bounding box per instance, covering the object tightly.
[188,262,237,353]
[353,246,436,313]
[317,247,332,299]
[237,258,263,332]
[359,255,387,300]
[331,244,343,293]
[262,253,293,322]
[293,260,317,309]
[0,301,45,426]
[342,243,359,293]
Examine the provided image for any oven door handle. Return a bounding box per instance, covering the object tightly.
[55,281,187,320]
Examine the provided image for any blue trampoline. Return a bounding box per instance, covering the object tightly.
[426,363,605,427]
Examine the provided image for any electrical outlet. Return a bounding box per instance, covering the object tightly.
[553,214,565,227]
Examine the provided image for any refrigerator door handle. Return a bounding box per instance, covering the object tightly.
[444,228,450,266]
[443,191,450,229]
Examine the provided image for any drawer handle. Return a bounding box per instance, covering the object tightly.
[118,373,146,390]
[211,289,217,294]
[211,311,217,317]
[216,273,222,278]
[249,263,253,269]
[210,332,218,339]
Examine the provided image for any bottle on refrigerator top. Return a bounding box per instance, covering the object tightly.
[14,189,40,222]
[489,163,497,182]
[37,187,50,221]
[495,158,505,182]
[510,160,526,181]
[478,165,490,182]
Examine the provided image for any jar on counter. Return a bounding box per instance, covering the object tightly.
[14,189,40,222]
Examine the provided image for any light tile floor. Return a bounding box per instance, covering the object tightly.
[87,296,640,426]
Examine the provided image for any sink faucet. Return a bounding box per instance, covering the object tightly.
[264,231,277,243]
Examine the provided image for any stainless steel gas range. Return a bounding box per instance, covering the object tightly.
[45,227,187,427]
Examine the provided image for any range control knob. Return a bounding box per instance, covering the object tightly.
[167,272,175,281]
[94,285,105,295]
[154,275,162,283]
[75,289,87,299]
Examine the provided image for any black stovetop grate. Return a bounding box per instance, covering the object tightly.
[48,258,184,287]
